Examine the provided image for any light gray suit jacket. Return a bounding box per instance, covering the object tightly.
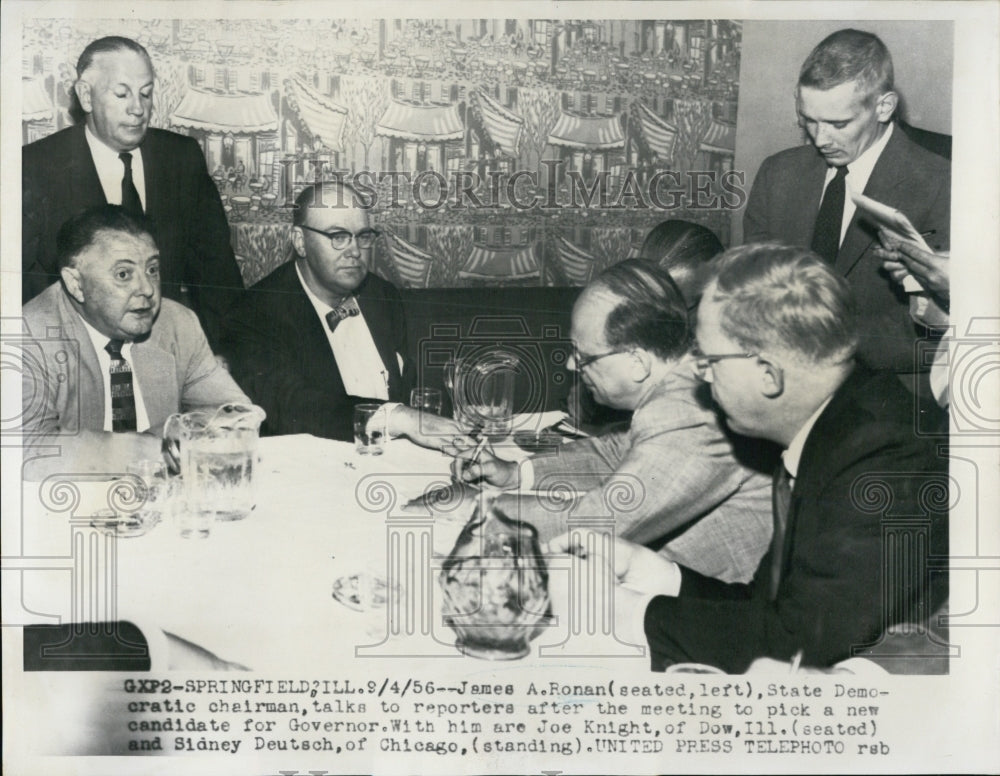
[498,358,776,584]
[21,283,249,438]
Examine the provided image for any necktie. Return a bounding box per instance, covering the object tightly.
[769,461,793,600]
[325,297,361,332]
[810,165,848,263]
[105,339,137,432]
[119,152,143,216]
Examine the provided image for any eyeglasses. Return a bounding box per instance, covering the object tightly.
[299,225,379,250]
[691,348,758,377]
[572,346,624,370]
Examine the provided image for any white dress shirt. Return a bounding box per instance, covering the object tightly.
[78,315,151,433]
[295,263,391,400]
[84,125,147,211]
[821,121,894,246]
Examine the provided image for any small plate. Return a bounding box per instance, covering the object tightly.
[332,574,389,612]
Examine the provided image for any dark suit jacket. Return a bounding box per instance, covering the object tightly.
[643,366,949,672]
[224,261,414,441]
[743,125,951,372]
[22,125,244,347]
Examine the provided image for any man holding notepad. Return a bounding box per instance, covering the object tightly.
[743,28,950,376]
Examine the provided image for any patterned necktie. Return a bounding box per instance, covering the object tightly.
[769,461,793,600]
[105,339,137,432]
[811,165,848,263]
[119,152,143,216]
[325,297,361,332]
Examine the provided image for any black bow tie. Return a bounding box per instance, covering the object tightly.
[325,297,360,332]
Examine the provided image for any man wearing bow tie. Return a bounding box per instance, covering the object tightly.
[223,181,414,441]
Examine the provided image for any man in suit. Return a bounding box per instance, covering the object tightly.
[553,244,948,672]
[22,36,243,348]
[743,28,950,374]
[224,181,414,441]
[450,259,775,585]
[21,206,249,473]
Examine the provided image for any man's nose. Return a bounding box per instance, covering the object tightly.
[813,124,831,147]
[344,237,362,257]
[566,351,579,372]
[127,94,145,116]
[135,269,156,298]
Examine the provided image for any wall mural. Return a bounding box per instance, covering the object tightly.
[22,18,742,288]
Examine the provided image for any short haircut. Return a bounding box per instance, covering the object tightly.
[638,220,725,306]
[592,259,690,361]
[292,180,372,226]
[798,28,893,101]
[56,205,154,269]
[705,243,858,364]
[76,36,152,79]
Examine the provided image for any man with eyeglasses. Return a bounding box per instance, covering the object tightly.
[553,243,948,672]
[453,259,776,585]
[223,181,413,440]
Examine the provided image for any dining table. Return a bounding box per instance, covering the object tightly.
[10,413,633,673]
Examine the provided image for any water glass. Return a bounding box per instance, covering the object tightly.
[354,403,387,455]
[126,459,170,528]
[410,388,443,416]
[176,487,211,540]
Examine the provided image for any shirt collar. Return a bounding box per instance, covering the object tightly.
[76,309,132,359]
[295,261,356,319]
[837,121,894,194]
[782,395,834,479]
[84,124,136,166]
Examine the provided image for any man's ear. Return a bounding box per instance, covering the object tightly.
[628,348,653,382]
[74,80,93,114]
[759,359,785,398]
[290,226,306,257]
[60,266,85,304]
[874,91,898,123]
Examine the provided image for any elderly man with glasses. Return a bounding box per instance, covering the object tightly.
[452,259,776,585]
[222,181,413,441]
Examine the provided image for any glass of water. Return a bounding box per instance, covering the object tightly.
[410,387,443,416]
[354,403,387,455]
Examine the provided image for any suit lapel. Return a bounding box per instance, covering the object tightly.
[280,263,349,394]
[796,155,828,247]
[356,278,400,387]
[131,340,179,430]
[835,128,909,277]
[54,289,106,429]
[138,133,164,219]
[68,125,108,207]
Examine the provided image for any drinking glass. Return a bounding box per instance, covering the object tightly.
[126,459,170,528]
[354,403,387,455]
[410,387,443,415]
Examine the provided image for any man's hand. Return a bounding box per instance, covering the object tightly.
[548,531,682,596]
[875,230,950,302]
[385,405,471,451]
[449,440,519,489]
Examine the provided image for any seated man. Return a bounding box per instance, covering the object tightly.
[451,259,776,585]
[21,205,250,474]
[556,243,948,672]
[224,181,413,441]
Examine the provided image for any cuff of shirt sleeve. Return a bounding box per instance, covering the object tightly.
[833,657,891,676]
[125,616,170,671]
[518,458,535,491]
[380,402,403,438]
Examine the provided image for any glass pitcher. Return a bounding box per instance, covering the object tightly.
[452,350,519,436]
[164,403,266,522]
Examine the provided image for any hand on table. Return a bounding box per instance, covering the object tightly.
[547,532,680,595]
[385,405,474,452]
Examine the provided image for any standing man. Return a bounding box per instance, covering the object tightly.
[556,244,949,672]
[22,36,244,348]
[743,28,950,374]
[224,181,414,441]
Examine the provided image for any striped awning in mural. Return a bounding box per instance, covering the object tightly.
[287,79,348,152]
[22,79,53,121]
[636,103,678,161]
[375,101,464,142]
[547,113,625,151]
[170,88,279,134]
[475,90,523,158]
[383,230,434,288]
[699,119,736,155]
[459,244,540,280]
[555,237,597,285]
